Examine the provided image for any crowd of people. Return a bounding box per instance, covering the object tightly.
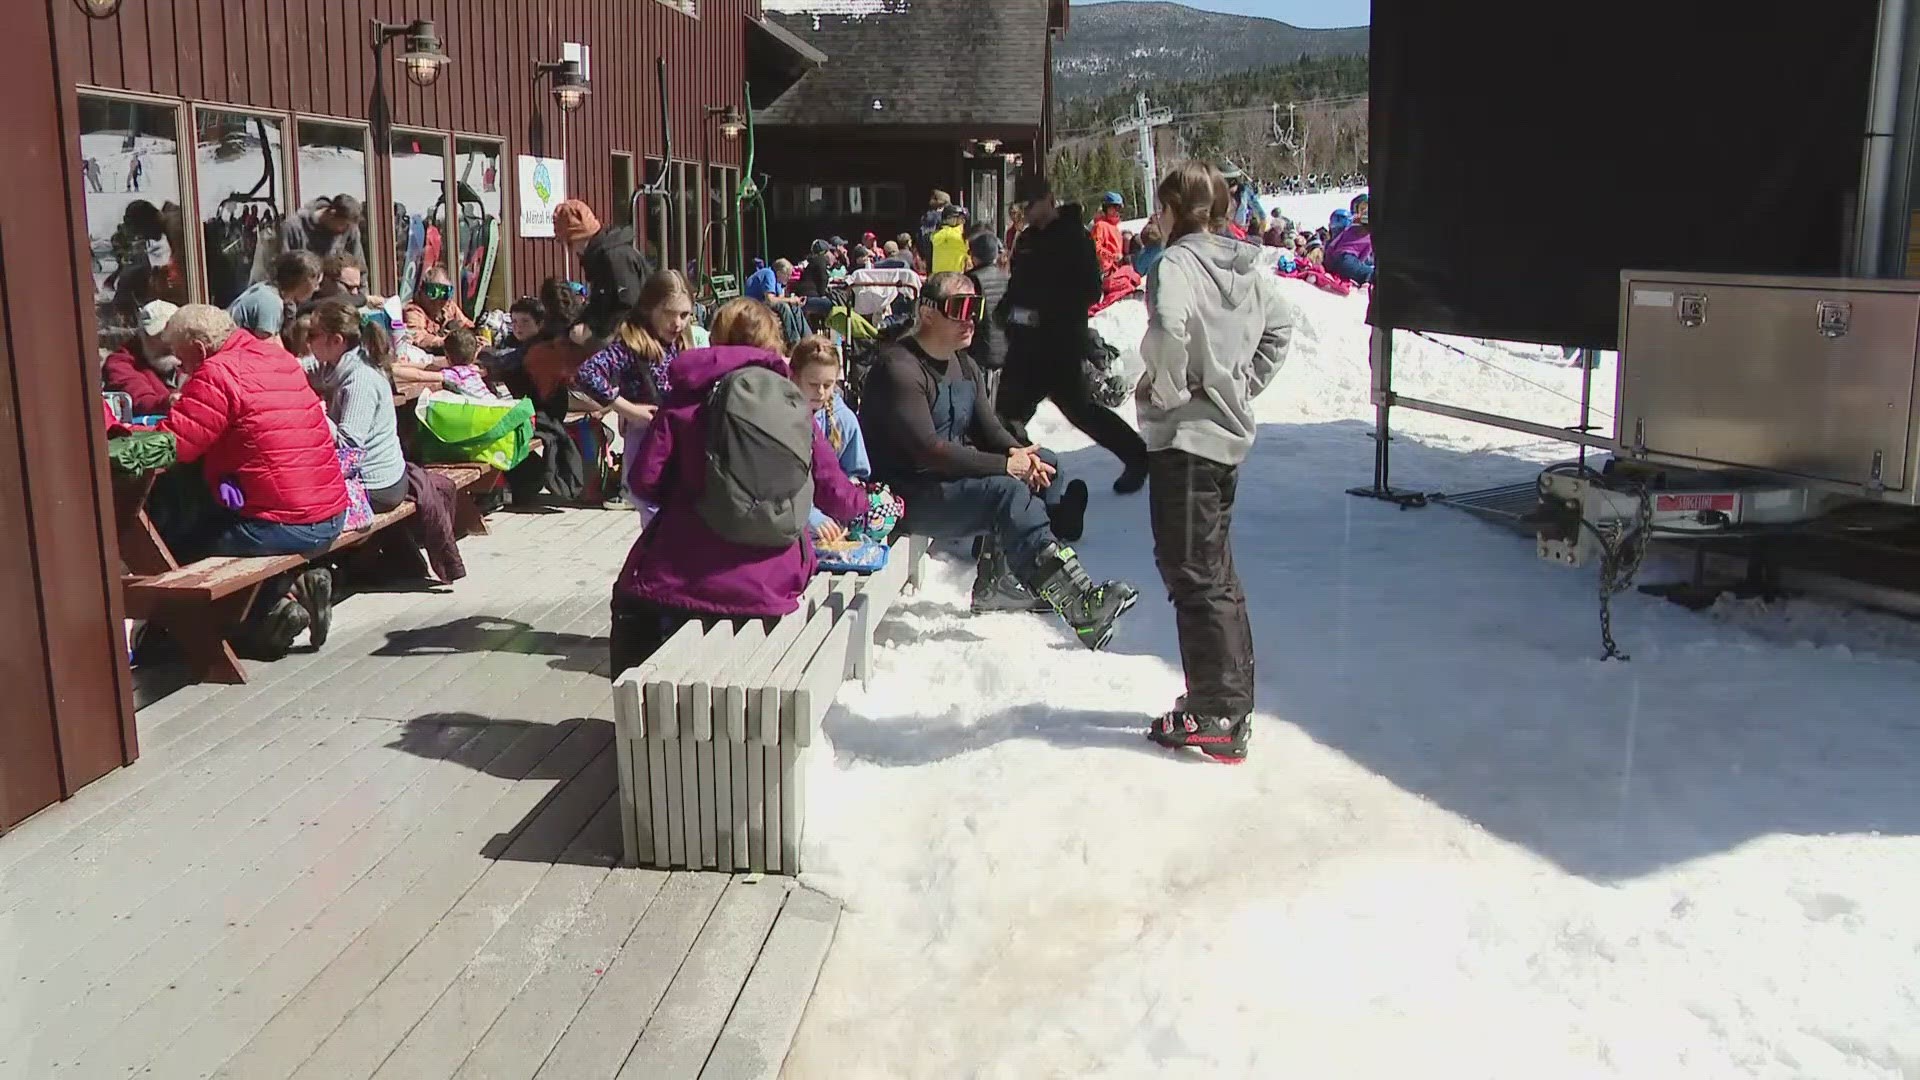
[108,154,1320,761]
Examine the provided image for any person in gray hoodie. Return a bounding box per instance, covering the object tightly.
[1135,160,1292,764]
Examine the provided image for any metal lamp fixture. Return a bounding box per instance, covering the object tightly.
[536,59,590,112]
[708,105,747,140]
[371,19,450,88]
[73,0,122,16]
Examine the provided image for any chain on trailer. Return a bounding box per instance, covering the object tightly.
[1536,464,1653,661]
[1591,482,1653,661]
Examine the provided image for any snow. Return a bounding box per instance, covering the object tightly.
[784,278,1920,1078]
[1123,186,1368,237]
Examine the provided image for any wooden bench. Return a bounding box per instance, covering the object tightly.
[611,535,930,874]
[115,461,499,687]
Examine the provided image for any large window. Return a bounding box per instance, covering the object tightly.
[295,120,374,290]
[674,162,697,279]
[643,156,670,273]
[612,153,636,231]
[78,95,190,348]
[195,109,288,308]
[454,138,508,314]
[390,130,448,302]
[708,165,737,280]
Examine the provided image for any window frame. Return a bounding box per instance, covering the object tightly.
[189,101,299,309]
[451,134,512,314]
[290,114,379,293]
[75,86,201,307]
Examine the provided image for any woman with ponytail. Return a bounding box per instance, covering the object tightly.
[306,300,406,512]
[1136,160,1293,765]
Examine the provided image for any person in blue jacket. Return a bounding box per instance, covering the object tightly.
[789,334,872,544]
[743,257,782,302]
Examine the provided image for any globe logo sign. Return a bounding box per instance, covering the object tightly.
[532,161,554,205]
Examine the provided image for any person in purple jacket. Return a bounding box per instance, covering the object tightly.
[609,299,869,676]
[1324,193,1373,284]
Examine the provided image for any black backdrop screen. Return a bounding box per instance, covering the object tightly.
[1368,0,1880,348]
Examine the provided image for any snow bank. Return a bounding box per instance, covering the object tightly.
[787,275,1920,1079]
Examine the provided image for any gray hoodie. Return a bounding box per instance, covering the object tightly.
[1136,231,1292,466]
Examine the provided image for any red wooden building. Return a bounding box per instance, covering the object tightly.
[0,0,791,831]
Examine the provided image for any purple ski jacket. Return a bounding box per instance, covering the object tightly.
[1324,224,1373,265]
[615,345,867,618]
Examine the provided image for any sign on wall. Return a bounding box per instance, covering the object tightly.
[517,156,568,238]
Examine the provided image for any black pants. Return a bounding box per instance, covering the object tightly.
[608,596,775,681]
[1147,449,1254,718]
[997,350,1148,473]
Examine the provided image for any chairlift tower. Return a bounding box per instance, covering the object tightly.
[1113,92,1173,204]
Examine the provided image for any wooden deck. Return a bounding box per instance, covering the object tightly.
[0,509,838,1080]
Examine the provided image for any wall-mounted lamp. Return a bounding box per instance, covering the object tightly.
[72,0,123,17]
[536,59,591,112]
[371,19,450,88]
[707,105,747,141]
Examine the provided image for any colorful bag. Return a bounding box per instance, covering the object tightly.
[335,442,374,531]
[413,390,535,471]
[850,481,904,544]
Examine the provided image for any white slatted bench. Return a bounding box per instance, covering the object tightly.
[611,534,929,873]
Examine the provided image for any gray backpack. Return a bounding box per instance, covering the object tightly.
[696,366,816,547]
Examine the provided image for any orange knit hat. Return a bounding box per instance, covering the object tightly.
[552,199,600,243]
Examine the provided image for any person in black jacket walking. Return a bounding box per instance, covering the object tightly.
[553,199,653,345]
[997,175,1151,494]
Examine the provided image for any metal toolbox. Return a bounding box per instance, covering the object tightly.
[1617,270,1920,504]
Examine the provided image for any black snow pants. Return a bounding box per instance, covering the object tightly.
[1147,448,1255,718]
[997,334,1148,474]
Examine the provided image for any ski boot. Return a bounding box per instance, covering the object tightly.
[291,567,334,649]
[970,541,1051,614]
[1148,711,1252,764]
[1023,543,1138,651]
[1047,479,1089,543]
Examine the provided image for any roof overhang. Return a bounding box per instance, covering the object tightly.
[748,14,828,71]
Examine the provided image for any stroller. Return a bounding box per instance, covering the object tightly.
[824,279,919,410]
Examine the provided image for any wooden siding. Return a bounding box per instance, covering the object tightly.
[0,0,139,830]
[55,0,758,289]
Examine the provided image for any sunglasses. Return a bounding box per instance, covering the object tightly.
[567,281,590,297]
[420,282,453,301]
[928,294,982,322]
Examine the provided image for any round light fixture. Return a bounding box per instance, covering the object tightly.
[717,107,747,140]
[399,21,450,87]
[538,59,590,112]
[73,0,123,16]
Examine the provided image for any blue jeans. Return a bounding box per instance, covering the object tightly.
[211,512,347,557]
[898,450,1068,574]
[1329,251,1374,285]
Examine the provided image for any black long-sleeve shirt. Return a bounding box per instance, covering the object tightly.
[859,337,1019,486]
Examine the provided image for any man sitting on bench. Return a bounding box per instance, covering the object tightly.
[156,304,350,657]
[857,272,1139,651]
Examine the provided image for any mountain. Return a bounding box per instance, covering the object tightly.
[1055,1,1368,102]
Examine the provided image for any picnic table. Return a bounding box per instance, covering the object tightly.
[111,436,495,685]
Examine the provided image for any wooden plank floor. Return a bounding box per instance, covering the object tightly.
[0,509,839,1080]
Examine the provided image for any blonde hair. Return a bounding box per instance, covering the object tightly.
[618,270,695,366]
[162,303,236,351]
[1157,160,1231,244]
[789,334,840,376]
[708,298,786,354]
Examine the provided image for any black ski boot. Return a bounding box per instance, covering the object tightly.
[1047,479,1089,543]
[291,567,334,649]
[1023,543,1138,651]
[1148,711,1252,764]
[970,543,1051,614]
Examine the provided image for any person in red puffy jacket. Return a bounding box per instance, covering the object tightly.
[157,304,350,656]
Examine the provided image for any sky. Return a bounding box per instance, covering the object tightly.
[1102,0,1370,28]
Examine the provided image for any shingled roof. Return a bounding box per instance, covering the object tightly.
[758,0,1050,129]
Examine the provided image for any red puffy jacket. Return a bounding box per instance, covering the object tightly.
[160,330,349,524]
